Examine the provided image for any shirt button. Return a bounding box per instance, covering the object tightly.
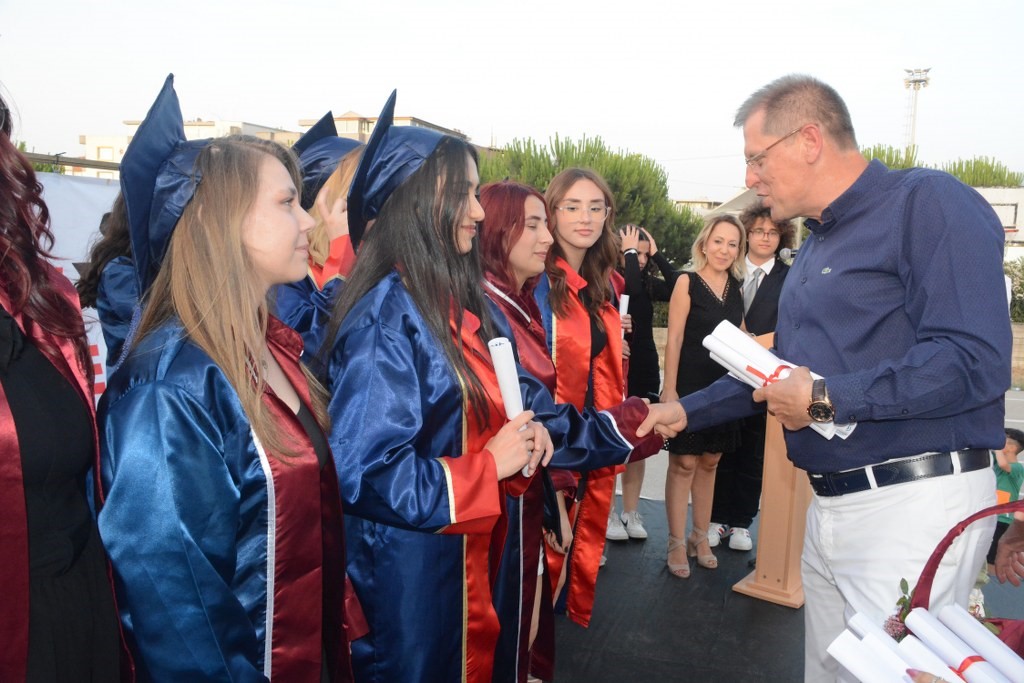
[818,236,824,242]
[801,277,807,283]
[902,409,909,415]
[794,323,800,329]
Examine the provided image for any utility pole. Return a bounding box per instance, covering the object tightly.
[903,68,931,150]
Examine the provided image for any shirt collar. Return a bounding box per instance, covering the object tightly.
[554,256,588,293]
[805,159,887,234]
[745,256,775,276]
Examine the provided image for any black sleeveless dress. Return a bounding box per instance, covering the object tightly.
[666,273,743,456]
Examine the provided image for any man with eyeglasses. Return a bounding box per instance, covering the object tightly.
[639,74,1009,682]
[709,203,795,553]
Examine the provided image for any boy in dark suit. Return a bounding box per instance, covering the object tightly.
[709,204,796,551]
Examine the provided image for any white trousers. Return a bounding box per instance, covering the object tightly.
[801,465,995,683]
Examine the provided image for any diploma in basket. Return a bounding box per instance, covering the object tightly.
[702,320,856,439]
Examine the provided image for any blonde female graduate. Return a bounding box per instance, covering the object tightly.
[98,76,357,681]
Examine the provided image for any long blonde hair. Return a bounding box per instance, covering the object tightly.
[688,213,747,281]
[135,135,328,455]
[307,145,364,266]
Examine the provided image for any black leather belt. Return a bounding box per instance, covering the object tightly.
[808,449,991,497]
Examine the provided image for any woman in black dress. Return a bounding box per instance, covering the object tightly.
[0,92,123,680]
[608,225,678,541]
[661,215,745,578]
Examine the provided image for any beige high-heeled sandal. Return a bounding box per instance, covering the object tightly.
[687,528,718,569]
[666,534,691,579]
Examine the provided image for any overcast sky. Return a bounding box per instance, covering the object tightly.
[2,0,1021,202]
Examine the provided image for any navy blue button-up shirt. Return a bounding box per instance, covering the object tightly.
[681,160,1011,473]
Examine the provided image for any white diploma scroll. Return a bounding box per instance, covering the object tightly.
[618,294,629,341]
[826,630,911,683]
[487,337,533,478]
[938,604,1024,682]
[702,320,856,440]
[905,608,1010,683]
[898,635,958,682]
[847,613,903,657]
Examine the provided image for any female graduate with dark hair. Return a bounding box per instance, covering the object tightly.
[321,94,664,683]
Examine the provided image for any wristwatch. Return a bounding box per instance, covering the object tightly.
[807,378,835,423]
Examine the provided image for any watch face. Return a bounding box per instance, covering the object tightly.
[808,402,835,423]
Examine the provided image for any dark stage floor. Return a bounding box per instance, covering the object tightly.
[553,497,1024,682]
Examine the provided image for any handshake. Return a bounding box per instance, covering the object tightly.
[635,321,851,441]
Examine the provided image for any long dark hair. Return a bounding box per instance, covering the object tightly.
[322,137,496,420]
[0,93,91,376]
[616,226,660,298]
[76,193,131,308]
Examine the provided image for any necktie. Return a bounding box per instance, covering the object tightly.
[744,267,763,314]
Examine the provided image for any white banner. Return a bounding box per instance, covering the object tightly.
[38,172,121,397]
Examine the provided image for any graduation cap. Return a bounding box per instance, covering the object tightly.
[293,111,361,210]
[346,90,447,251]
[120,74,212,293]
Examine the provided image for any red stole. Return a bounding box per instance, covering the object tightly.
[483,274,556,395]
[310,235,357,289]
[546,259,623,628]
[263,317,354,682]
[449,308,511,683]
[0,268,135,681]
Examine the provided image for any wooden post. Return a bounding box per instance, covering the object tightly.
[731,334,811,608]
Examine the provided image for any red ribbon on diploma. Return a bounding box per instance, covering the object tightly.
[951,654,985,679]
[745,364,793,387]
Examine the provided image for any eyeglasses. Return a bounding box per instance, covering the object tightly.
[749,229,780,238]
[744,125,805,168]
[555,203,609,220]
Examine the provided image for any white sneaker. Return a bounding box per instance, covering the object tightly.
[708,522,729,548]
[605,509,628,541]
[729,527,753,551]
[599,554,607,567]
[620,510,648,540]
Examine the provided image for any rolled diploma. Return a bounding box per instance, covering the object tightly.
[826,629,909,682]
[905,608,1010,683]
[705,340,831,439]
[938,604,1024,682]
[703,321,855,439]
[619,294,629,340]
[847,613,903,657]
[488,337,533,477]
[898,635,960,683]
[862,632,915,680]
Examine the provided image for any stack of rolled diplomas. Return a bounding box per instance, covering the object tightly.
[826,606,1024,682]
[701,320,856,439]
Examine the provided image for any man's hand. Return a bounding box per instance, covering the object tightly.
[637,401,686,439]
[752,366,814,431]
[995,519,1024,585]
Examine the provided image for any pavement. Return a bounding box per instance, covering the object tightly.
[552,391,1024,682]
